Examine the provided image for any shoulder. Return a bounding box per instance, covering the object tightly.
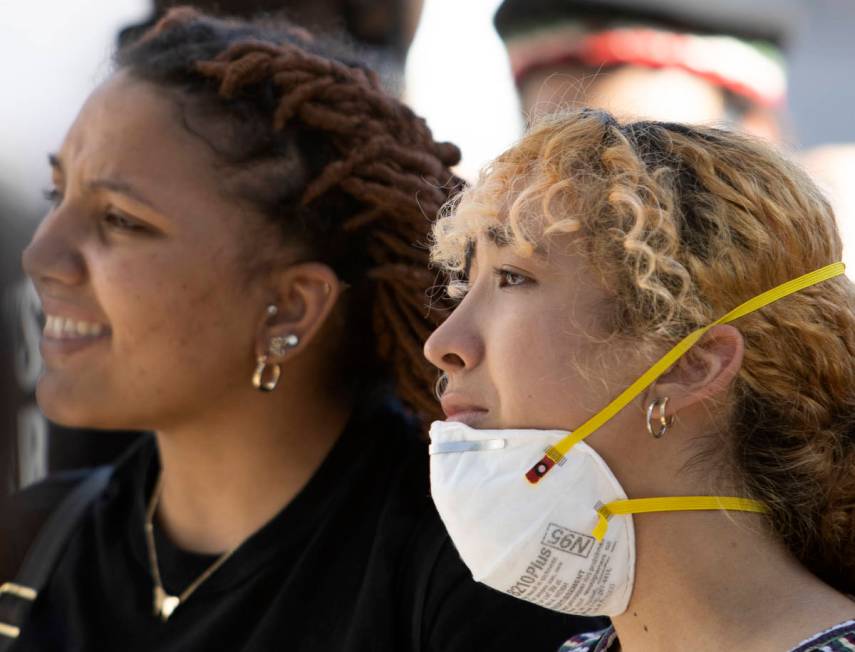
[789,620,855,652]
[357,400,434,513]
[0,469,93,580]
[8,434,151,515]
[558,627,617,652]
[0,435,153,580]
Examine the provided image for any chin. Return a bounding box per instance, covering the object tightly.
[35,378,114,430]
[36,396,96,429]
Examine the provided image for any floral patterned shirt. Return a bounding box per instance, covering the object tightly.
[558,619,855,652]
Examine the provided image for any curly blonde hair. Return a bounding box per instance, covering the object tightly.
[431,109,855,593]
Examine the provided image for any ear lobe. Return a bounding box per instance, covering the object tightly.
[654,324,745,412]
[255,262,343,360]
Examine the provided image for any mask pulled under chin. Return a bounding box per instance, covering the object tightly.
[429,420,636,617]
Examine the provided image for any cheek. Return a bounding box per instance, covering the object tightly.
[105,247,250,372]
[39,242,259,429]
[491,307,597,428]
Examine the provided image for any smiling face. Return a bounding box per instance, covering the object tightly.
[22,71,282,430]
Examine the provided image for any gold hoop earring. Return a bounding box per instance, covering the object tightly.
[646,396,674,439]
[252,355,281,392]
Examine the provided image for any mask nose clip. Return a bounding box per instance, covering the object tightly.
[429,439,507,455]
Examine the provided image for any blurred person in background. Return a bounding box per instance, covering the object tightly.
[492,0,855,309]
[493,0,799,139]
[118,0,425,95]
[0,8,593,650]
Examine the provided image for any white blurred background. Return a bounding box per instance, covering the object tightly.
[1,0,854,212]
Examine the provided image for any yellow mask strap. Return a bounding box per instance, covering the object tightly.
[592,496,768,541]
[525,262,846,484]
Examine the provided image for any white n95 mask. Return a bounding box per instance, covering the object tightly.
[429,421,635,616]
[428,262,845,617]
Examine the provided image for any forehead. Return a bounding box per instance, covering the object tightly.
[443,187,552,272]
[58,71,220,190]
[53,72,266,241]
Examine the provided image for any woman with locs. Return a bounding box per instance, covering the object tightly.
[0,8,589,650]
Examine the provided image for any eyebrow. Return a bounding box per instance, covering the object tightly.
[485,225,511,247]
[464,224,548,273]
[48,153,165,215]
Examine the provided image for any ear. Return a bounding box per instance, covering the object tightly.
[254,262,344,362]
[652,324,745,415]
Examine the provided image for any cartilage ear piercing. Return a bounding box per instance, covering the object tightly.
[266,305,278,317]
[269,334,299,357]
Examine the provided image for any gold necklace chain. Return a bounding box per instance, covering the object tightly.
[144,473,241,622]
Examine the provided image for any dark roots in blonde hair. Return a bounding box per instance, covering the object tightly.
[432,109,855,593]
[118,7,463,421]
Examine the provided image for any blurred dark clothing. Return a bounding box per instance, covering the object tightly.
[3,402,600,651]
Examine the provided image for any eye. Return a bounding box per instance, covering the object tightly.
[494,267,531,288]
[42,187,62,207]
[102,211,149,233]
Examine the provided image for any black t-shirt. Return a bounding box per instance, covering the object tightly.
[7,403,601,651]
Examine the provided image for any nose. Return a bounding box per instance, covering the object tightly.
[21,210,87,289]
[423,305,484,374]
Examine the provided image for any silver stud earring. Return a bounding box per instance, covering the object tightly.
[269,334,299,357]
[266,304,278,317]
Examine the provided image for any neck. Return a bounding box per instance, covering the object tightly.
[611,511,855,652]
[152,382,352,554]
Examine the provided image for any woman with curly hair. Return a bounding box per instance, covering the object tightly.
[425,110,855,651]
[0,8,584,650]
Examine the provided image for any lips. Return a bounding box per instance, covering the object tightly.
[440,393,489,424]
[37,296,112,360]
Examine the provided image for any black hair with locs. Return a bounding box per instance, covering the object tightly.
[115,7,463,420]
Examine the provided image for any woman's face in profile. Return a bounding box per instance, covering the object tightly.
[424,231,657,479]
[23,71,275,430]
[426,233,620,428]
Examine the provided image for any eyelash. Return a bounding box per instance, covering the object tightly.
[445,268,532,303]
[42,187,61,206]
[102,212,148,233]
[493,267,531,288]
[42,187,149,234]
